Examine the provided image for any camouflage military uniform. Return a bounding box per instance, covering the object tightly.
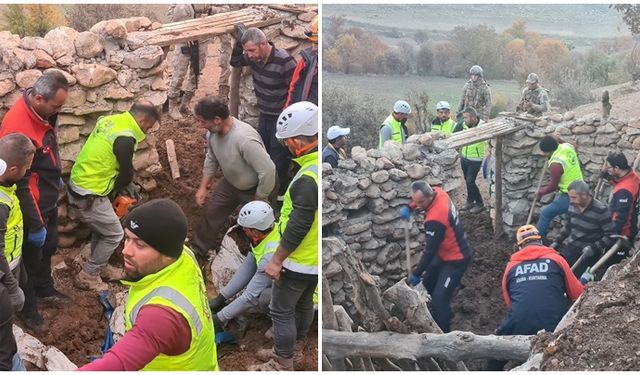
[517,87,550,116]
[457,79,492,121]
[167,4,210,101]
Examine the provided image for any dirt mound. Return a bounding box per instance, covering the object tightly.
[533,250,640,371]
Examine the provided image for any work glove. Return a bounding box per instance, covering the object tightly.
[580,268,594,285]
[120,182,141,200]
[208,294,228,313]
[27,227,47,248]
[599,171,614,181]
[9,287,25,313]
[399,205,411,220]
[582,245,596,257]
[408,273,421,287]
[233,23,247,43]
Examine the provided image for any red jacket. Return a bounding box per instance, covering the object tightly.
[0,90,61,229]
[609,170,640,239]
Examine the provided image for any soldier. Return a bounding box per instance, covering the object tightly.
[457,65,492,121]
[516,73,549,116]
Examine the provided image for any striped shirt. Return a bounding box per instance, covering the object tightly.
[555,198,615,254]
[230,41,296,115]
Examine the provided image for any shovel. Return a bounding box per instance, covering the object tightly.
[580,235,630,284]
[527,161,548,225]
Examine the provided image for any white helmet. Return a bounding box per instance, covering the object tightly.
[237,200,275,231]
[393,100,411,114]
[436,101,450,111]
[276,101,318,139]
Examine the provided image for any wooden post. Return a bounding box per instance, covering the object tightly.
[229,67,241,118]
[494,136,503,238]
[165,139,180,180]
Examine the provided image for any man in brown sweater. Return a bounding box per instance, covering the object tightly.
[191,96,276,260]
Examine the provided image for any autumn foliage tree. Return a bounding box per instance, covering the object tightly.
[2,4,64,37]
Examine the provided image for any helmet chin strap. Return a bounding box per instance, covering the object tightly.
[287,138,318,157]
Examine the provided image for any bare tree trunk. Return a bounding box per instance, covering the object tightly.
[322,329,533,363]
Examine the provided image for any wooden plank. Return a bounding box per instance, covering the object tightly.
[444,120,527,149]
[165,139,180,180]
[267,4,309,13]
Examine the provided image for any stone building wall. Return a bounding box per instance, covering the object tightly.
[322,135,464,293]
[493,112,639,235]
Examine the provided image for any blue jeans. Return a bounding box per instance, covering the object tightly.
[536,193,569,237]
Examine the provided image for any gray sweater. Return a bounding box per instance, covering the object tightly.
[203,118,276,198]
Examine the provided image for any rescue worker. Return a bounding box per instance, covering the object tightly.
[485,225,584,371]
[598,151,640,267]
[401,180,473,333]
[0,134,36,370]
[322,125,350,168]
[167,4,211,121]
[516,73,549,116]
[535,135,584,237]
[230,26,297,206]
[0,70,70,332]
[285,15,318,107]
[68,100,161,292]
[458,107,488,213]
[209,201,278,327]
[430,101,455,135]
[78,199,218,370]
[191,96,275,261]
[457,65,491,121]
[550,181,615,277]
[379,100,411,148]
[251,102,318,371]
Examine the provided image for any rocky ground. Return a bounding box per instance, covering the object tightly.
[15,41,318,371]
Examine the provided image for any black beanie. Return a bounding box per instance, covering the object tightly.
[124,199,188,258]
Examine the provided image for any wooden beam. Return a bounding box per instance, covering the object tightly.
[165,139,180,180]
[443,117,528,149]
[267,4,310,13]
[322,329,534,363]
[494,136,503,238]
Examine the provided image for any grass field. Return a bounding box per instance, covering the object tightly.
[324,72,522,112]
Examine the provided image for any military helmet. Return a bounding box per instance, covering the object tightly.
[526,73,539,84]
[469,65,483,77]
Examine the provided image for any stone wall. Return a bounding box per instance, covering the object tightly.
[322,134,464,292]
[237,7,317,126]
[0,18,167,248]
[494,112,640,235]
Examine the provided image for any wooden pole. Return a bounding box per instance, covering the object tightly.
[322,329,533,363]
[494,137,503,238]
[527,160,548,225]
[229,67,241,118]
[165,139,180,180]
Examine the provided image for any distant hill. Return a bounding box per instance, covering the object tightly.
[324,4,628,46]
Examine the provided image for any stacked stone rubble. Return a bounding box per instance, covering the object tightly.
[237,6,317,126]
[0,18,166,247]
[492,111,639,236]
[323,135,464,293]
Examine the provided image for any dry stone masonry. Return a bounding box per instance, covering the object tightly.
[0,18,165,248]
[323,135,464,292]
[494,112,640,235]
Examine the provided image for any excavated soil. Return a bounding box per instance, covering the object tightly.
[532,251,640,371]
[15,41,317,371]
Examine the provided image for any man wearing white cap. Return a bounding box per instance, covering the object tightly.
[323,126,350,168]
[379,100,411,148]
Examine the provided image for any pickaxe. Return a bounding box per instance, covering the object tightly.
[580,235,630,284]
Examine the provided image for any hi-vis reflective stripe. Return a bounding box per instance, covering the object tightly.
[8,255,21,271]
[0,190,11,204]
[292,165,318,183]
[281,259,318,274]
[129,286,203,335]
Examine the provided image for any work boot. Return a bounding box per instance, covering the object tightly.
[249,354,294,371]
[459,202,475,211]
[469,204,485,214]
[18,310,46,333]
[100,264,125,281]
[218,85,230,102]
[75,269,109,292]
[293,340,306,364]
[168,98,183,121]
[179,92,194,116]
[37,289,72,306]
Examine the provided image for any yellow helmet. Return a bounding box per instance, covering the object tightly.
[516,225,541,246]
[305,16,318,43]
